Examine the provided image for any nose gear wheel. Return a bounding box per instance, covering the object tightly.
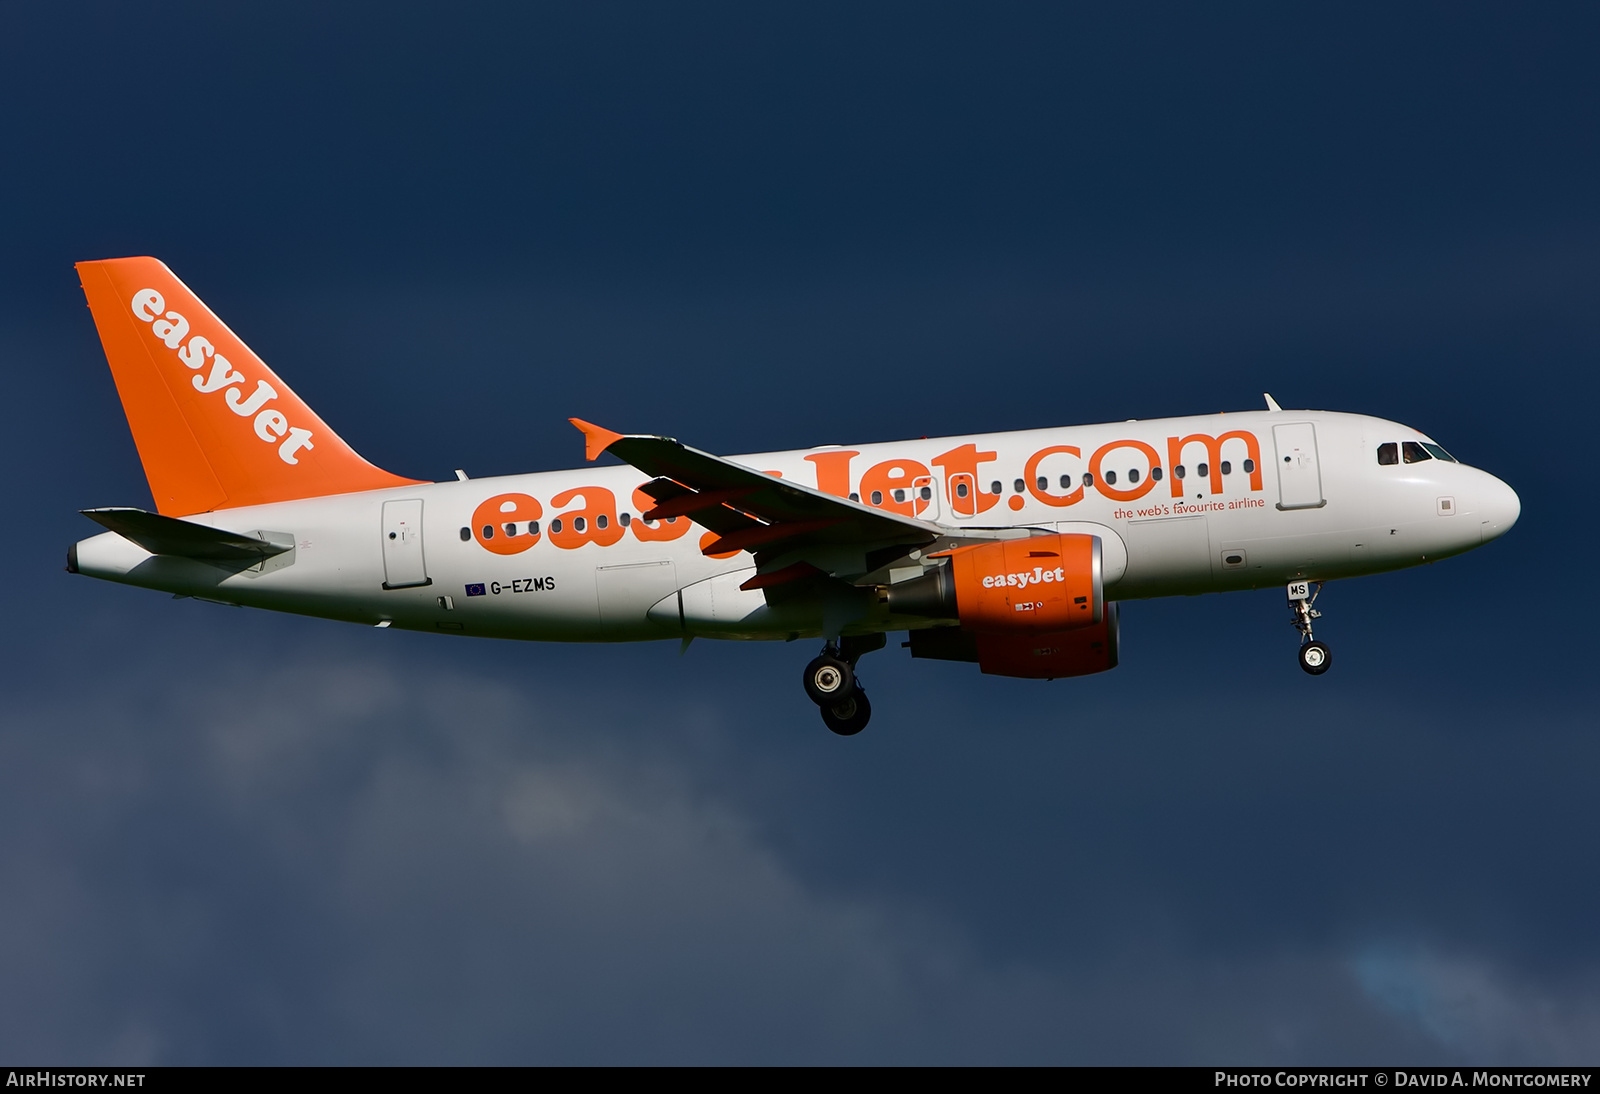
[1298,640,1331,675]
[1288,580,1331,675]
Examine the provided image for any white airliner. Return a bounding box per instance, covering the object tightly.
[68,258,1521,734]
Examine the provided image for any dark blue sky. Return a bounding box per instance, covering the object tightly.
[2,3,1596,1063]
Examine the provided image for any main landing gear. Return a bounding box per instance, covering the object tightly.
[1288,580,1331,676]
[803,633,885,736]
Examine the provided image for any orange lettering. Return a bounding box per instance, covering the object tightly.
[1090,440,1160,502]
[803,450,858,498]
[932,443,999,516]
[1023,445,1084,508]
[630,486,693,542]
[859,459,930,517]
[549,486,625,549]
[700,530,742,559]
[1166,431,1263,497]
[471,493,542,555]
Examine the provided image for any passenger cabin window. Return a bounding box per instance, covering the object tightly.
[990,481,1003,495]
[1104,470,1118,485]
[870,490,883,505]
[1152,466,1164,481]
[1082,472,1094,487]
[1220,461,1231,475]
[955,482,969,498]
[1037,476,1048,491]
[1013,479,1025,493]
[459,527,471,541]
[1175,465,1186,479]
[1059,475,1071,489]
[1128,468,1140,484]
[893,489,906,503]
[1402,441,1432,464]
[1377,443,1398,465]
[1243,459,1255,473]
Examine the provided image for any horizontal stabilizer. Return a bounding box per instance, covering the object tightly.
[81,507,291,563]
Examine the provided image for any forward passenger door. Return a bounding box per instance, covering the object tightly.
[1273,424,1325,510]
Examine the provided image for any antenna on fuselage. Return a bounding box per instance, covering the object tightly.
[1263,393,1284,412]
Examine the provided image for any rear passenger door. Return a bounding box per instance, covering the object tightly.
[381,499,431,588]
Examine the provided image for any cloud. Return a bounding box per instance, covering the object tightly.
[3,632,1600,1064]
[1354,948,1600,1063]
[0,651,1066,1063]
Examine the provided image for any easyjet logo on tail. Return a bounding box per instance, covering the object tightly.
[130,288,316,466]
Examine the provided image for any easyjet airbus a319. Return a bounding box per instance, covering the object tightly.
[68,258,1521,734]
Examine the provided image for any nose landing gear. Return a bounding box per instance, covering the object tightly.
[1298,641,1331,674]
[803,633,885,735]
[1288,580,1331,675]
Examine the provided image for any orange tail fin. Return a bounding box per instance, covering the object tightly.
[77,257,424,516]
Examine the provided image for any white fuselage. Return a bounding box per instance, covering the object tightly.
[71,410,1521,643]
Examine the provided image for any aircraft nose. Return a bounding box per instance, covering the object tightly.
[1477,473,1520,544]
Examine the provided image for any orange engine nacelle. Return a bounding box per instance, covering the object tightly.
[973,604,1119,678]
[946,533,1102,632]
[894,533,1117,680]
[904,604,1120,679]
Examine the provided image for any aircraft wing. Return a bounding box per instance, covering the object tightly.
[571,419,952,586]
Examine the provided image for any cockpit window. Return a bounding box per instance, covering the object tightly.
[1377,443,1398,465]
[1402,441,1432,464]
[1421,443,1457,463]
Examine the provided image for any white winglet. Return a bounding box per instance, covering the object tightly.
[1263,392,1283,412]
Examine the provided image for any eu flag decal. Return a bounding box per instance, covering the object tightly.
[465,583,486,597]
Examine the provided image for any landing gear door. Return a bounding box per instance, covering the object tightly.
[911,475,941,522]
[382,498,431,589]
[1273,423,1326,510]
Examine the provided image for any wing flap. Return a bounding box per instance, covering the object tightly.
[637,476,766,538]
